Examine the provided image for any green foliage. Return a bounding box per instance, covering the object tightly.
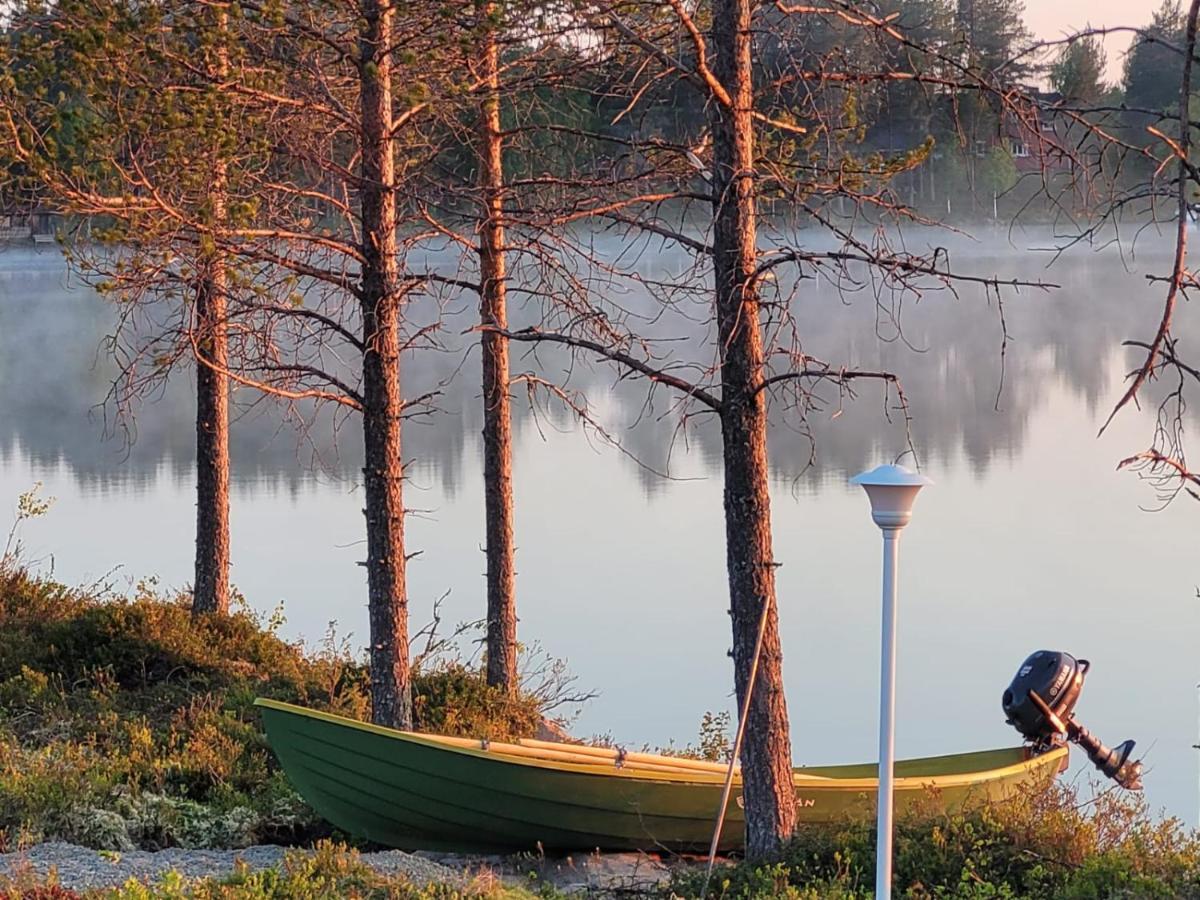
[1123,1,1186,113]
[955,0,1035,78]
[0,570,546,852]
[411,664,540,742]
[640,710,733,763]
[976,147,1018,199]
[668,783,1200,899]
[695,711,734,764]
[1050,36,1109,105]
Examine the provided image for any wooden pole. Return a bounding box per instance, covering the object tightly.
[703,593,775,892]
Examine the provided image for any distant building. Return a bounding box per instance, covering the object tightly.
[998,87,1075,176]
[0,205,62,243]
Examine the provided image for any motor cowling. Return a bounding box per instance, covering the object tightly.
[1002,650,1087,744]
[1002,650,1143,791]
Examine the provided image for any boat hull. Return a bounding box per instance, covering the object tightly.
[255,698,1067,853]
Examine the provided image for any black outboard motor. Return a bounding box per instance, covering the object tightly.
[1003,650,1143,791]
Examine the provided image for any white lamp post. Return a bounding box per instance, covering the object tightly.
[850,463,932,900]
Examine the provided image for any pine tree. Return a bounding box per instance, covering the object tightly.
[2,1,239,617]
[1051,34,1109,104]
[1123,0,1185,112]
[955,0,1035,79]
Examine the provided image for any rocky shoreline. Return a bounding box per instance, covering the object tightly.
[0,842,676,895]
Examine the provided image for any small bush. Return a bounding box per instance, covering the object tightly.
[0,569,547,851]
[412,664,541,742]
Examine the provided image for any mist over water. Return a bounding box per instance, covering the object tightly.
[1,229,1197,825]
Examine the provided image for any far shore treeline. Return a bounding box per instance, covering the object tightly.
[0,0,1196,859]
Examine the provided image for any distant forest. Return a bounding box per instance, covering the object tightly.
[0,0,1192,226]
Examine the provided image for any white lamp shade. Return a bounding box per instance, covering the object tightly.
[850,464,933,529]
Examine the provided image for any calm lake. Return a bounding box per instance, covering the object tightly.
[1,229,1197,826]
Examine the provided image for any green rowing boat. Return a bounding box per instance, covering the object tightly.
[255,698,1068,853]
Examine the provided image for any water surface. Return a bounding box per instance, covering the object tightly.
[1,232,1196,826]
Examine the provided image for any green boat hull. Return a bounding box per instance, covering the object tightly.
[256,698,1068,853]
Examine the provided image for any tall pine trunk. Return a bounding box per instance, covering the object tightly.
[359,0,412,729]
[710,0,797,859]
[192,10,231,617]
[192,258,230,615]
[476,10,518,693]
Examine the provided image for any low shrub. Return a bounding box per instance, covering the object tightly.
[0,569,547,852]
[669,784,1200,898]
[412,663,543,740]
[0,888,81,900]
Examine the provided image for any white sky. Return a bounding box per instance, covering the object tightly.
[1026,0,1163,84]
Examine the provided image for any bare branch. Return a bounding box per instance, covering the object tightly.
[482,326,724,413]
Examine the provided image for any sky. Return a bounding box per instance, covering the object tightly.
[1027,0,1165,84]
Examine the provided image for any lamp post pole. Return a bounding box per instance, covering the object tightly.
[850,464,932,900]
[876,525,900,899]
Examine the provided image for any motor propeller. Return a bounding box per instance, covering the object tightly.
[1002,650,1143,791]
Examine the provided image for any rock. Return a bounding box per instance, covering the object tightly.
[420,848,679,894]
[535,718,573,742]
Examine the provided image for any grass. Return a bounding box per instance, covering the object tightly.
[0,567,546,853]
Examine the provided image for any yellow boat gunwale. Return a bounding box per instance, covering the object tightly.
[254,698,1066,790]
